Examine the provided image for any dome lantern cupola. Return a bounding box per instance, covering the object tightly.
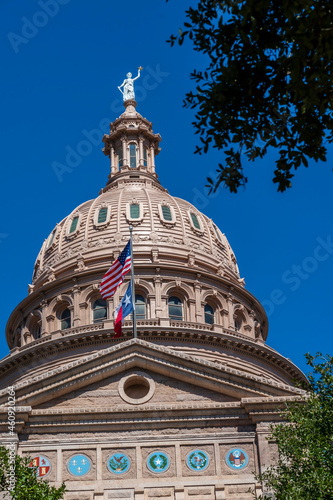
[102,99,162,182]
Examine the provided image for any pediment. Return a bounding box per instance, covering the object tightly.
[0,339,303,410]
[34,369,238,410]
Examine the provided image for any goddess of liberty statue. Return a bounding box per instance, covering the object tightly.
[118,67,142,101]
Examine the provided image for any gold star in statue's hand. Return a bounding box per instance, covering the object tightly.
[138,66,143,71]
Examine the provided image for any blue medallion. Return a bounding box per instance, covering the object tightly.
[186,450,209,471]
[226,448,248,470]
[147,451,170,473]
[68,454,91,476]
[107,453,131,474]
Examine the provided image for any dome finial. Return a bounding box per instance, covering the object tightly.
[118,67,143,102]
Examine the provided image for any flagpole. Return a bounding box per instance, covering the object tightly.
[129,226,137,339]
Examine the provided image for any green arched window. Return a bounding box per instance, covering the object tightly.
[98,207,108,224]
[162,205,172,221]
[69,216,79,234]
[191,213,201,230]
[130,204,140,219]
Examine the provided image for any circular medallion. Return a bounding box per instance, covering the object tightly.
[147,451,170,473]
[226,448,248,470]
[28,455,51,478]
[107,453,131,474]
[67,454,91,476]
[186,450,209,471]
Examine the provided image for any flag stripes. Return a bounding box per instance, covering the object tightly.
[100,240,131,299]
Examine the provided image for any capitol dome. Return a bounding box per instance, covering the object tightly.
[3,99,303,383]
[0,98,305,500]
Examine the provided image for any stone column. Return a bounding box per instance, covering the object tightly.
[72,283,81,327]
[194,281,202,322]
[226,293,234,329]
[153,273,162,317]
[79,301,88,325]
[41,299,48,335]
[147,294,155,319]
[188,299,196,322]
[46,314,55,334]
[139,136,144,167]
[122,136,127,167]
[56,448,62,483]
[96,445,102,480]
[110,146,116,174]
[256,422,272,475]
[150,146,155,173]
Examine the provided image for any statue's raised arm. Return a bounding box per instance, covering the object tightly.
[118,67,143,102]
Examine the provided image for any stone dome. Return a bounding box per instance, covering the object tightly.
[31,170,240,293]
[3,100,305,388]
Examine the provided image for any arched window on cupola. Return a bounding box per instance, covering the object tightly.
[92,299,107,323]
[60,308,71,330]
[204,304,215,325]
[168,296,183,321]
[129,143,137,167]
[117,147,123,168]
[143,147,148,167]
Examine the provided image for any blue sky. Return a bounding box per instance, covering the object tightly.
[0,0,332,377]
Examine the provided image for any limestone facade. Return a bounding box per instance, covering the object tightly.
[0,101,305,499]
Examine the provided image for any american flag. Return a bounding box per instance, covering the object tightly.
[100,240,132,299]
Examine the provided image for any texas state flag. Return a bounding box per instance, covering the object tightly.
[114,282,134,338]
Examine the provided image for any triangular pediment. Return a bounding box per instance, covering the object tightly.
[0,339,302,409]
